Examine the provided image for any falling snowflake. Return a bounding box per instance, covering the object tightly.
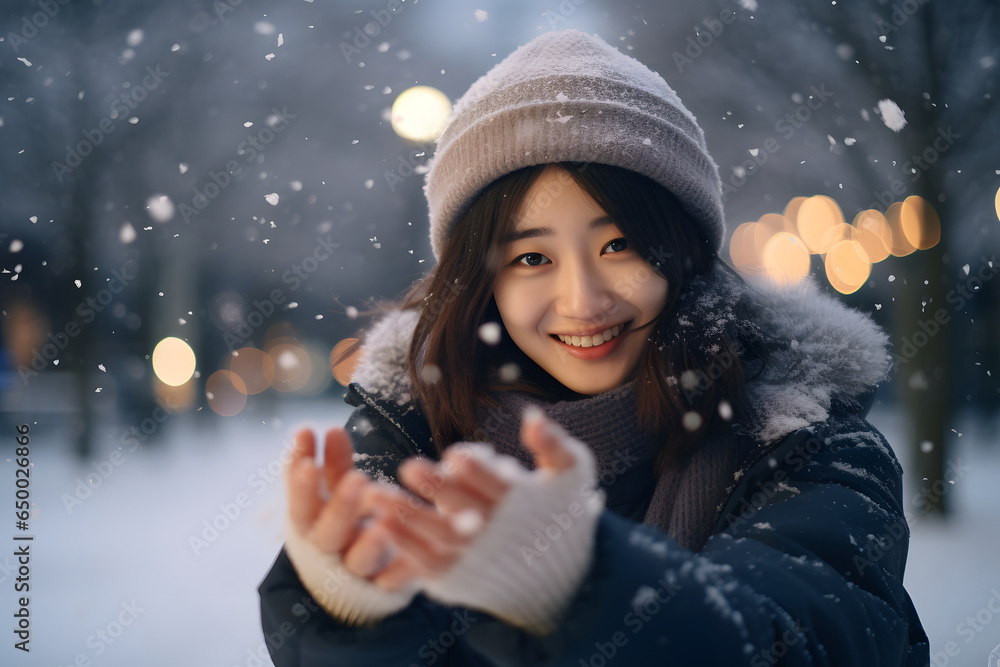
[877,99,907,132]
[264,193,279,206]
[478,322,501,345]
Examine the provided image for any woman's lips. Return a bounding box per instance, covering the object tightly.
[550,320,631,361]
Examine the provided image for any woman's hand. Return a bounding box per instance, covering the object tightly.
[285,407,589,605]
[363,443,514,590]
[286,427,385,573]
[395,406,603,634]
[285,426,497,592]
[373,408,588,593]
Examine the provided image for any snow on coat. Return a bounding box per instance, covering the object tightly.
[259,265,929,666]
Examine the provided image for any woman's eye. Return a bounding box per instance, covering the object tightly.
[515,253,551,267]
[603,238,629,253]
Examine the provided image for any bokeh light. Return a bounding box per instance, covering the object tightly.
[818,222,854,255]
[900,195,941,250]
[226,347,275,395]
[783,196,808,227]
[796,195,845,253]
[267,341,312,393]
[152,337,196,387]
[825,239,872,294]
[153,377,196,412]
[729,192,944,292]
[884,201,918,256]
[206,370,248,417]
[729,221,774,277]
[761,232,811,287]
[757,213,796,235]
[391,86,452,142]
[852,210,892,263]
[331,338,362,386]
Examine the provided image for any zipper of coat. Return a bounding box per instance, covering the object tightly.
[353,385,425,458]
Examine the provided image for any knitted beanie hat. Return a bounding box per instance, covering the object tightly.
[423,29,724,261]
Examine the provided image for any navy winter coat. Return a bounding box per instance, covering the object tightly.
[259,273,930,666]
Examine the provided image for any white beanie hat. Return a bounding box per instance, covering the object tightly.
[424,29,724,261]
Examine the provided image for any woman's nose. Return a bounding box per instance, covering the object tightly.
[554,260,617,324]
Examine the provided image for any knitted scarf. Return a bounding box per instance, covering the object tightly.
[476,381,738,552]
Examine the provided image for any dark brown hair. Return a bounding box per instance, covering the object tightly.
[390,162,762,477]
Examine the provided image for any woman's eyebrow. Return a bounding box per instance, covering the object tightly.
[505,216,615,243]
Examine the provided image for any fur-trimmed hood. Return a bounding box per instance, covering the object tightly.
[349,262,891,445]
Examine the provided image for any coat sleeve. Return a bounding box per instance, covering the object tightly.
[258,401,495,667]
[457,414,929,666]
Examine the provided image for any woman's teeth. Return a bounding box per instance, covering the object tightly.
[557,325,622,348]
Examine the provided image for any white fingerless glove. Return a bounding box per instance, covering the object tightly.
[420,413,605,636]
[283,523,420,628]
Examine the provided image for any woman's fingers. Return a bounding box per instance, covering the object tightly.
[364,484,475,549]
[372,520,455,584]
[521,407,575,472]
[441,449,511,503]
[287,457,323,535]
[398,458,496,517]
[321,427,356,493]
[309,469,370,553]
[287,428,317,479]
[341,522,395,578]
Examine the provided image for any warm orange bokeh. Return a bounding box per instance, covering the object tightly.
[852,210,892,263]
[797,195,845,253]
[331,338,362,386]
[825,239,872,295]
[900,195,941,250]
[206,370,248,417]
[226,347,275,395]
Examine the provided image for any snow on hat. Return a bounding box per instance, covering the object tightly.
[423,29,725,261]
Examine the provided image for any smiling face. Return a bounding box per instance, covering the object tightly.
[492,165,669,395]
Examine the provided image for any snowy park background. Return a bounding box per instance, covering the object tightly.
[1,0,998,665]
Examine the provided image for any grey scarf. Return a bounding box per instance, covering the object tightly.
[476,381,738,552]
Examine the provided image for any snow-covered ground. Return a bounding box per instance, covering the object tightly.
[1,399,997,666]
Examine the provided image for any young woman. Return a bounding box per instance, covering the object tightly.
[259,29,928,665]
